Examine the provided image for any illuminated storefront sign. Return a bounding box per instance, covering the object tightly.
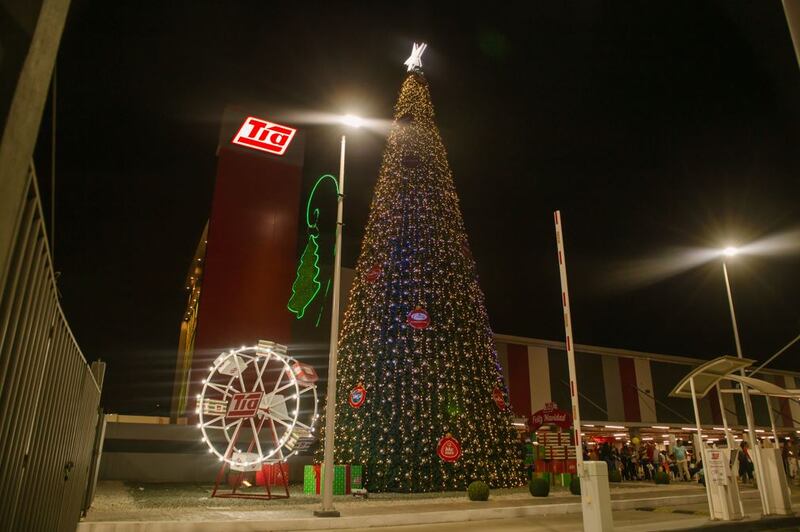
[232,116,296,155]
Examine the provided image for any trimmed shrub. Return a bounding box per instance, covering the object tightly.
[609,469,622,483]
[654,471,670,485]
[529,477,550,497]
[467,480,490,501]
[569,477,581,495]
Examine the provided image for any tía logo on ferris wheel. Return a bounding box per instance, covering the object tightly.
[232,116,297,156]
[226,392,264,418]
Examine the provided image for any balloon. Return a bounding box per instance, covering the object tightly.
[632,436,640,445]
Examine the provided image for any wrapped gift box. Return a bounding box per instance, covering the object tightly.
[350,465,363,490]
[256,462,289,486]
[303,464,357,495]
[567,460,577,474]
[303,464,320,494]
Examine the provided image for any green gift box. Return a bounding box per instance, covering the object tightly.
[350,464,363,490]
[303,464,320,494]
[303,464,355,495]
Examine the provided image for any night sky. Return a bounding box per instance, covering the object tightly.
[36,1,800,414]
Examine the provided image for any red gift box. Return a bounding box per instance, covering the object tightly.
[566,460,577,474]
[256,463,289,486]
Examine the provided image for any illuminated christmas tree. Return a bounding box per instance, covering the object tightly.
[330,45,524,492]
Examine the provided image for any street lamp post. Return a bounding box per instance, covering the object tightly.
[315,115,362,518]
[721,248,768,507]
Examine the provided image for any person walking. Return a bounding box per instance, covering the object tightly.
[674,440,690,481]
[782,440,791,480]
[739,441,754,483]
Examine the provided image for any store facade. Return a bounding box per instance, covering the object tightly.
[495,334,800,444]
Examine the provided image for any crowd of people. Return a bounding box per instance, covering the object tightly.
[585,438,799,484]
[588,440,698,481]
[522,432,800,485]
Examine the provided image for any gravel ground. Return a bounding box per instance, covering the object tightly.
[83,480,709,522]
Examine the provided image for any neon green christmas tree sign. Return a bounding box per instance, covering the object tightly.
[287,174,339,320]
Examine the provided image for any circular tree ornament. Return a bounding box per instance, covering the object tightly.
[407,306,430,329]
[397,112,414,124]
[365,264,382,283]
[401,153,422,168]
[437,433,462,463]
[349,383,367,408]
[460,240,473,261]
[492,387,506,410]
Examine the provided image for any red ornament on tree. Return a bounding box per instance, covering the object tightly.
[349,384,366,408]
[492,387,506,410]
[460,240,472,260]
[407,306,430,329]
[365,264,381,283]
[437,433,461,463]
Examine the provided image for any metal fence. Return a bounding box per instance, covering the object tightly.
[0,165,104,531]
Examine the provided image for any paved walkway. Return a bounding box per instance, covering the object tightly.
[78,481,791,531]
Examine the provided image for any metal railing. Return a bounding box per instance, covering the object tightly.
[0,164,104,531]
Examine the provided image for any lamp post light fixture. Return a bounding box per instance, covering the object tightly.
[315,115,363,519]
[720,245,770,507]
[340,114,364,129]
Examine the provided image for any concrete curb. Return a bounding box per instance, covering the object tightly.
[78,491,762,531]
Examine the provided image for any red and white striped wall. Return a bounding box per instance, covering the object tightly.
[494,334,800,431]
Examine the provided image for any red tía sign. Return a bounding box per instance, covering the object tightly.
[437,434,462,463]
[291,362,318,384]
[407,307,430,329]
[227,391,264,418]
[365,264,381,283]
[529,402,572,431]
[349,384,366,408]
[232,116,297,156]
[492,387,506,410]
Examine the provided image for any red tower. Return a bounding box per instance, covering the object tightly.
[171,108,304,420]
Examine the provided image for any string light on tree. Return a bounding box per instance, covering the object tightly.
[318,43,524,492]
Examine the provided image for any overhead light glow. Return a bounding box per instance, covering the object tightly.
[723,246,739,257]
[340,114,364,128]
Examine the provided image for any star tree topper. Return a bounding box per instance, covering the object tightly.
[404,42,428,72]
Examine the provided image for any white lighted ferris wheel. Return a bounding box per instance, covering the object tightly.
[196,340,318,496]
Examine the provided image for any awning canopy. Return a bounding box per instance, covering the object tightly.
[719,375,800,399]
[669,356,755,399]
